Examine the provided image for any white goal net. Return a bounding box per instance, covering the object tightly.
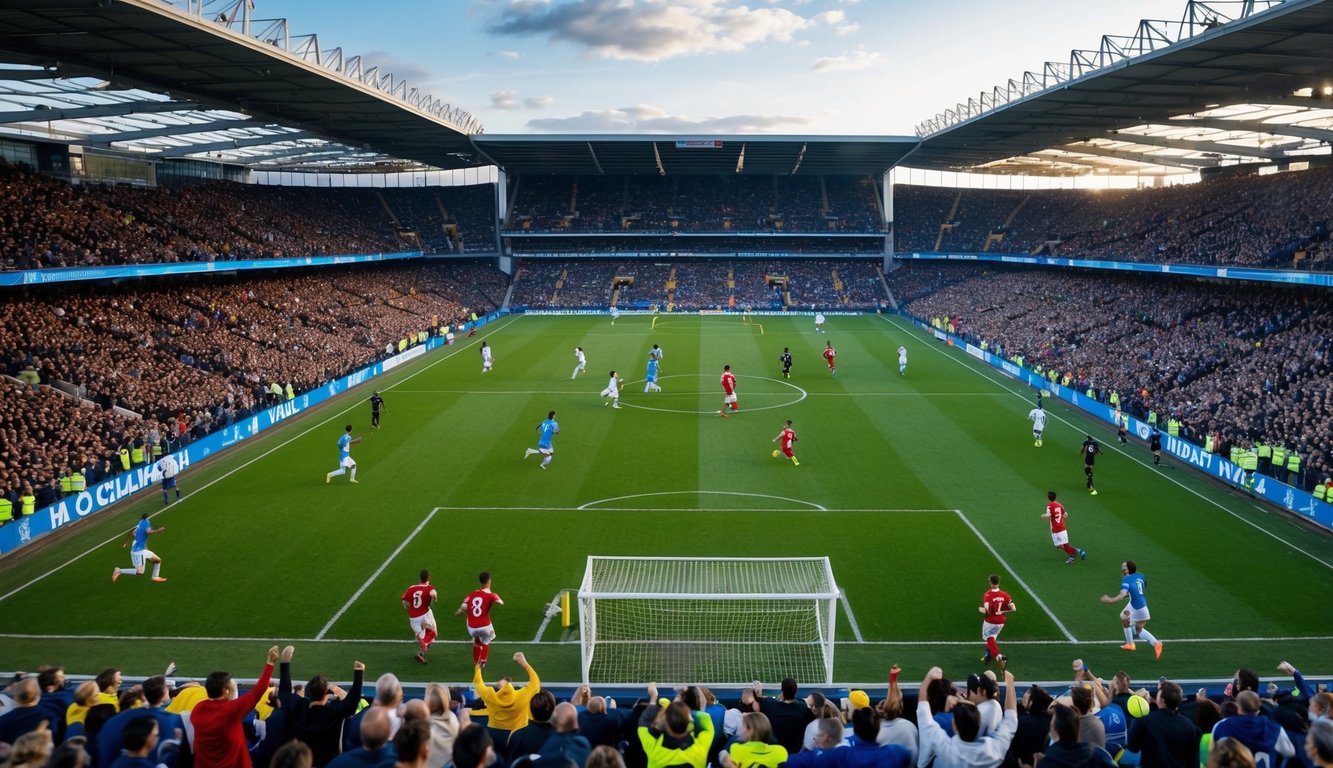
[578,556,839,685]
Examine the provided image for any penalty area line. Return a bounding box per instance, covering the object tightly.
[838,588,865,643]
[955,509,1078,643]
[315,507,440,640]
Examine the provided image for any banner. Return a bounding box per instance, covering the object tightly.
[898,252,1333,288]
[901,314,1332,532]
[675,140,723,148]
[0,251,425,288]
[0,309,509,557]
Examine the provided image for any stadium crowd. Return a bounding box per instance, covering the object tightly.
[0,161,499,268]
[892,264,1333,489]
[504,176,885,234]
[0,262,503,517]
[892,165,1333,270]
[1,652,1329,768]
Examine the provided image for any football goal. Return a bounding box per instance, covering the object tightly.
[577,556,839,685]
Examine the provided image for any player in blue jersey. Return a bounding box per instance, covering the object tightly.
[113,513,167,583]
[523,411,560,469]
[325,424,362,484]
[1100,560,1163,659]
[644,356,662,393]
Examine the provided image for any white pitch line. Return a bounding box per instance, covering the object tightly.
[315,507,440,640]
[955,509,1078,643]
[532,590,567,642]
[578,491,827,512]
[882,315,1333,572]
[1,632,1329,646]
[0,318,524,606]
[391,390,1003,398]
[838,588,865,643]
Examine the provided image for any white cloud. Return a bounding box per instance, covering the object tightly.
[488,0,818,61]
[358,50,437,87]
[490,90,521,110]
[812,10,845,24]
[812,50,883,73]
[836,22,860,35]
[524,95,554,109]
[526,104,812,133]
[498,50,522,59]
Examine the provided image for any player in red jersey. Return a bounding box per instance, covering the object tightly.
[822,342,836,377]
[772,419,799,466]
[401,569,439,665]
[978,573,1015,664]
[455,570,504,667]
[1043,491,1087,565]
[719,364,738,417]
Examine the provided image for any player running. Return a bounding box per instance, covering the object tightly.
[1116,409,1128,445]
[822,342,837,377]
[456,571,504,668]
[1100,560,1163,659]
[156,453,181,506]
[610,306,620,325]
[719,365,738,417]
[1149,428,1162,466]
[402,569,439,665]
[570,347,587,380]
[1043,491,1086,564]
[979,574,1015,664]
[772,419,799,466]
[523,411,559,469]
[113,513,167,583]
[370,391,386,429]
[649,344,663,370]
[325,424,361,484]
[644,355,662,393]
[779,347,793,379]
[600,371,623,409]
[1080,435,1103,495]
[480,342,494,373]
[1028,406,1047,447]
[898,345,908,376]
[815,312,826,334]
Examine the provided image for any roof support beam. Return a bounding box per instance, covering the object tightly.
[585,142,604,175]
[87,119,271,144]
[0,68,65,81]
[151,131,314,157]
[1165,117,1333,144]
[241,146,346,165]
[0,100,200,124]
[1101,132,1282,159]
[1056,143,1216,169]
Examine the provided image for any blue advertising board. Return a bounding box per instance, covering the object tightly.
[0,251,425,287]
[897,252,1333,288]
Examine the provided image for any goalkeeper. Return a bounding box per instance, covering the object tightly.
[638,682,714,768]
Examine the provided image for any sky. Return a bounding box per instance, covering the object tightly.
[257,0,1193,136]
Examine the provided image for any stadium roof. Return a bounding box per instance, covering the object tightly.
[0,0,482,171]
[470,135,919,176]
[912,0,1333,176]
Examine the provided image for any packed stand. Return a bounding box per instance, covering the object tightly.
[2,652,1329,768]
[505,175,886,235]
[892,263,1333,488]
[891,165,1333,269]
[0,261,504,517]
[505,236,886,257]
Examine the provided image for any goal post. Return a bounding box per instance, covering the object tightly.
[578,556,839,686]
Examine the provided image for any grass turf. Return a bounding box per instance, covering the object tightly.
[1,313,1331,684]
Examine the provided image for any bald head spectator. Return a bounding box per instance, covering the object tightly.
[578,696,633,749]
[536,703,591,768]
[328,706,396,768]
[0,678,44,746]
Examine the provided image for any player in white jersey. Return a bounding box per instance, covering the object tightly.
[157,453,181,506]
[814,312,826,333]
[1028,407,1048,447]
[898,345,908,376]
[649,344,663,371]
[610,307,620,325]
[600,370,623,409]
[571,346,587,379]
[480,342,494,373]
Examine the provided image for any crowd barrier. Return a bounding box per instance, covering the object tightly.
[904,314,1333,533]
[0,309,508,557]
[897,251,1333,288]
[0,250,425,287]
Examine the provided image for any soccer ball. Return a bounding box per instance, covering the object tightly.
[772,450,780,459]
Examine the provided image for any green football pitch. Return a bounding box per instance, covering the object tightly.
[2,313,1331,684]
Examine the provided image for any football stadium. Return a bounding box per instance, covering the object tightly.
[0,1,1332,767]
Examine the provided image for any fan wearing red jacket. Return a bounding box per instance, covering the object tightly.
[719,365,738,417]
[978,574,1015,664]
[1043,491,1087,565]
[822,342,836,377]
[191,646,277,768]
[456,570,504,667]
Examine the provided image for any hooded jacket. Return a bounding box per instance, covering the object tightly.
[472,665,541,732]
